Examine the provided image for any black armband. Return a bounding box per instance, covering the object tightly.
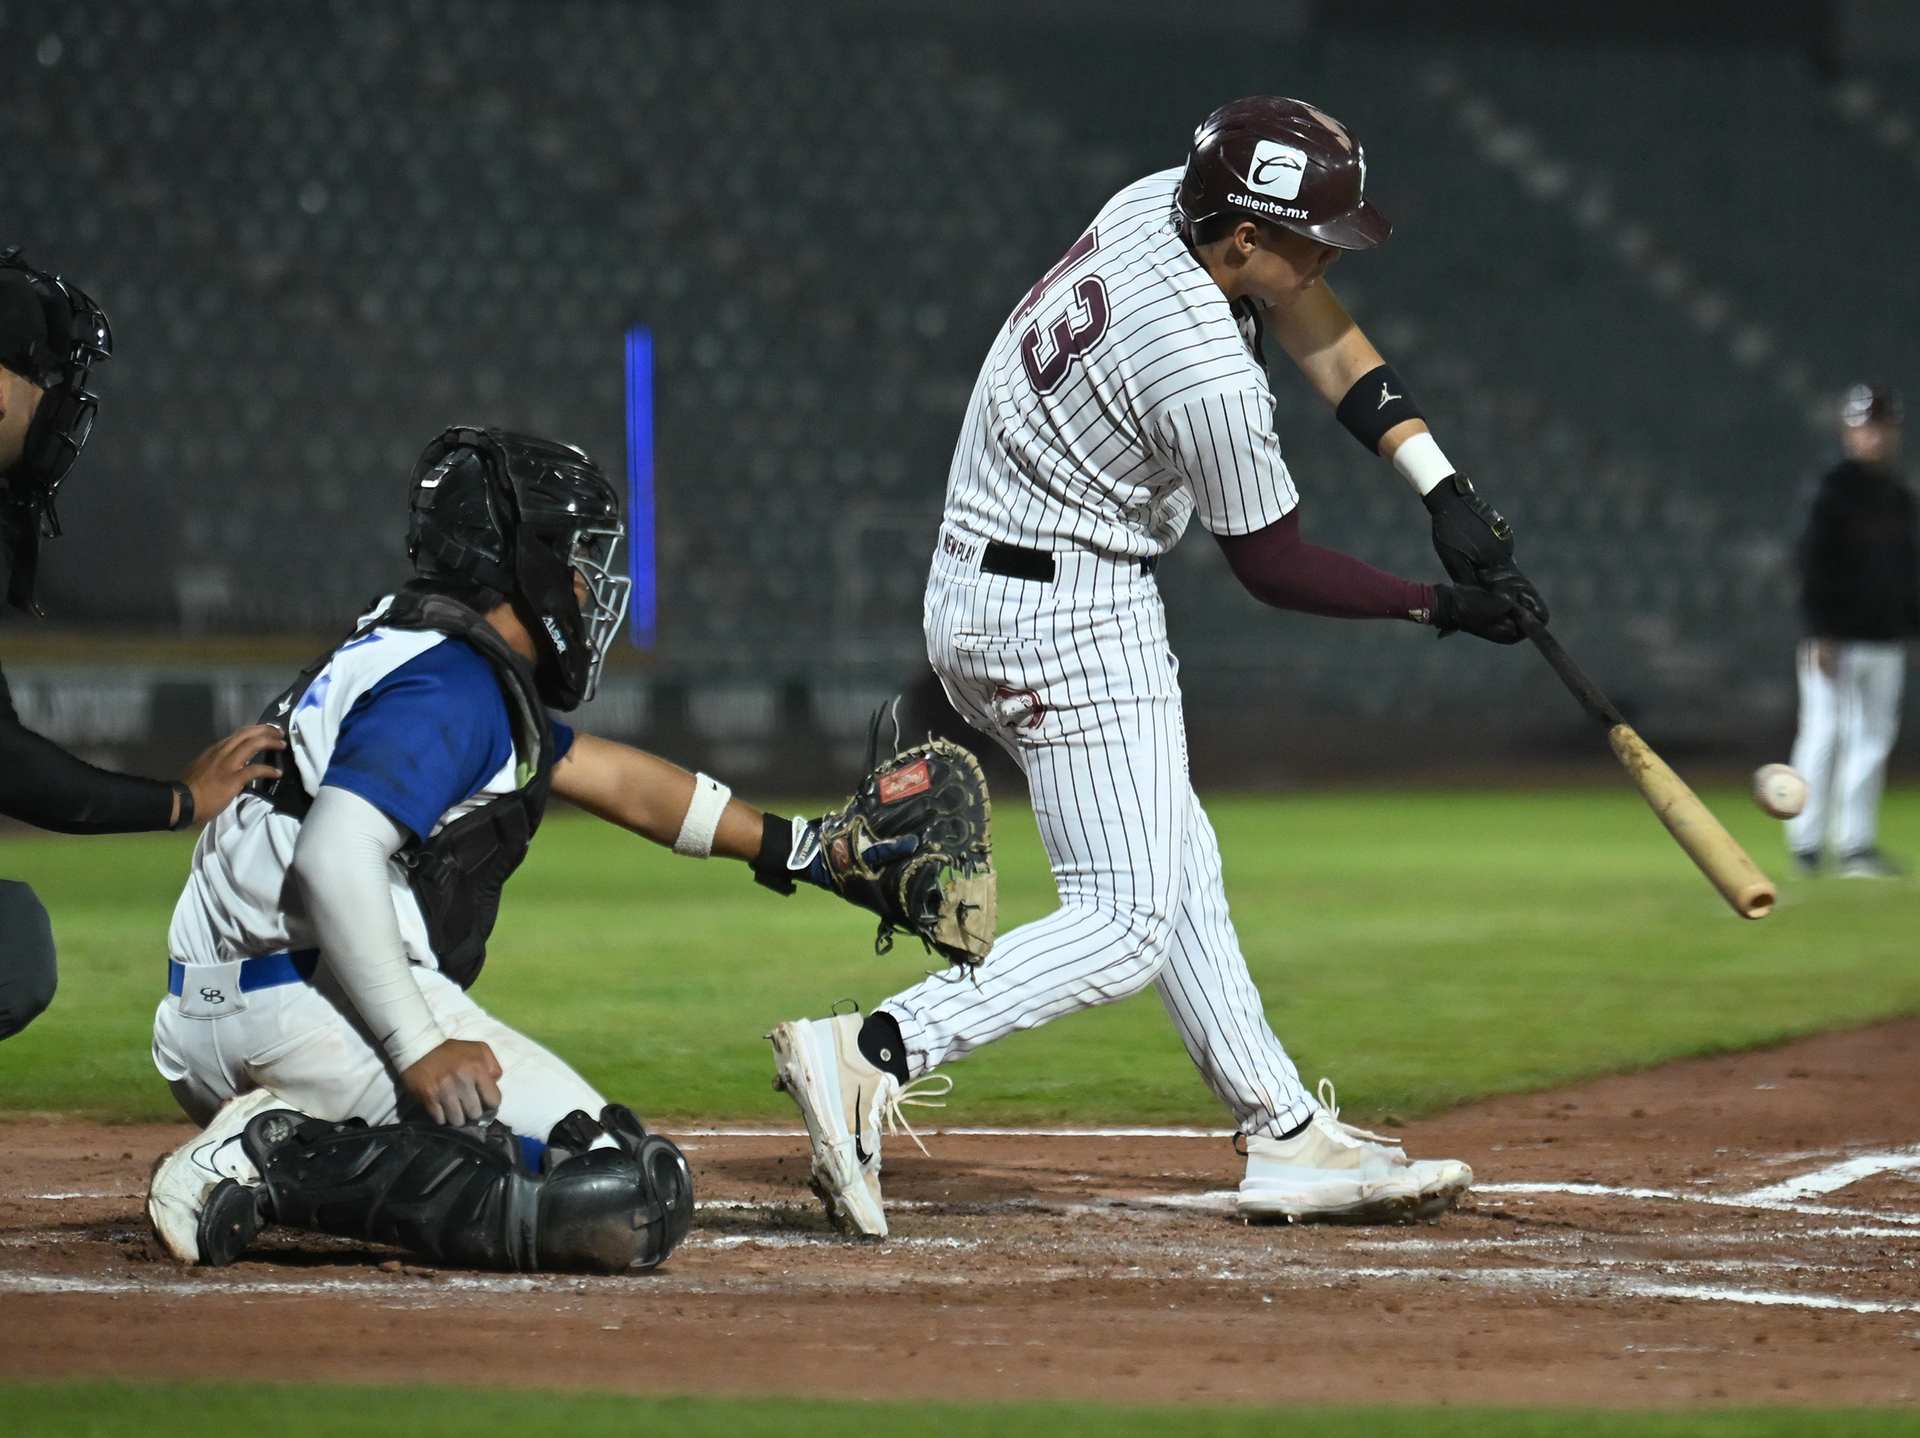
[168,781,195,831]
[1334,364,1424,455]
[750,813,796,895]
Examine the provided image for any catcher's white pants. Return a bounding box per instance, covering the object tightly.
[152,962,606,1139]
[881,526,1314,1139]
[1787,638,1906,857]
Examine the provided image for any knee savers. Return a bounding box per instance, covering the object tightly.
[244,1103,693,1274]
[0,881,56,1041]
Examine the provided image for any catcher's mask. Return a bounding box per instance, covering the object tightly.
[406,427,630,710]
[0,247,112,615]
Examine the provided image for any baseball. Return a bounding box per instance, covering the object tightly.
[1752,763,1808,820]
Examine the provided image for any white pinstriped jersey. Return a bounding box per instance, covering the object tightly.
[898,177,1322,1142]
[942,168,1299,558]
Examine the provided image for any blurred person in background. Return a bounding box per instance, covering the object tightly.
[1787,381,1915,879]
[0,248,282,1041]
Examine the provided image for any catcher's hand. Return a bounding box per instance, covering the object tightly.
[757,736,997,969]
[1421,473,1549,625]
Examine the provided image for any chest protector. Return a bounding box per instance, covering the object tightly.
[248,585,555,989]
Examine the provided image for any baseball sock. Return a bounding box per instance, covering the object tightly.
[857,1011,910,1083]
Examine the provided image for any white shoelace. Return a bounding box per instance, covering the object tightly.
[878,1074,954,1157]
[1316,1077,1401,1147]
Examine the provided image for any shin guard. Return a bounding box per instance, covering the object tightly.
[243,1106,693,1274]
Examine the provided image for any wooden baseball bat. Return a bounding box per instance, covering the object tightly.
[1516,613,1776,920]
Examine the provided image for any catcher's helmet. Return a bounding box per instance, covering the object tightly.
[408,427,630,711]
[0,247,112,615]
[1176,97,1390,252]
[1842,380,1904,429]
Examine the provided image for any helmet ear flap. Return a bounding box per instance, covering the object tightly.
[515,526,589,710]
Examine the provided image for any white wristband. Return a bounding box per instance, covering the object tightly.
[672,773,731,857]
[1390,431,1455,496]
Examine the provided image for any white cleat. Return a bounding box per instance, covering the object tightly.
[1837,849,1904,879]
[146,1087,295,1264]
[1237,1083,1471,1225]
[767,1013,950,1239]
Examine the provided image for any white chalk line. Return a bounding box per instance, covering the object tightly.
[1125,1183,1920,1228]
[1736,1146,1920,1202]
[6,1262,1899,1317]
[1131,1191,1237,1213]
[8,1146,1918,1317]
[671,1127,1237,1139]
[0,1271,620,1299]
[1334,1265,1919,1316]
[1477,1179,1920,1225]
[686,1234,982,1252]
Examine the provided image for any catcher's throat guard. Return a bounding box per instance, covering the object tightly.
[823,704,997,970]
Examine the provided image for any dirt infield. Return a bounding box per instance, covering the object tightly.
[6,1024,1920,1407]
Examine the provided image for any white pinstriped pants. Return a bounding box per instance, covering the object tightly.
[879,527,1315,1138]
[1787,638,1905,858]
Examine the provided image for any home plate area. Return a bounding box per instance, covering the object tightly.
[5,1022,1920,1407]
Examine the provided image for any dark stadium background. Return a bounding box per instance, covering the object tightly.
[1,0,1915,788]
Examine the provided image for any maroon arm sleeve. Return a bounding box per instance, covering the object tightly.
[1214,509,1435,621]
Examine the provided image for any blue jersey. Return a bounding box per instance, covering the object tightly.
[325,637,574,843]
[170,597,572,968]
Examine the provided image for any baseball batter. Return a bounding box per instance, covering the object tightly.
[770,97,1547,1235]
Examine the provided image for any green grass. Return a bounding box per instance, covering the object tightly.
[4,1382,1919,1438]
[2,788,1918,1125]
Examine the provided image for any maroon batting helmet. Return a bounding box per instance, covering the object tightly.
[1176,96,1390,251]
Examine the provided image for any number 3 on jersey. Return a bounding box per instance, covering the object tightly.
[1012,229,1110,396]
[1020,276,1110,395]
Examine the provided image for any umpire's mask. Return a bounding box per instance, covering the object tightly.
[0,249,112,616]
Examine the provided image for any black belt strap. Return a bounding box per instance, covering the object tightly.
[979,541,1157,582]
[981,542,1055,582]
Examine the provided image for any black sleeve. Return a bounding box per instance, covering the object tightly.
[1795,475,1846,631]
[0,664,177,834]
[1905,489,1920,637]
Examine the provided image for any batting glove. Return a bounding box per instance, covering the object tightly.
[1431,582,1526,645]
[1422,473,1549,625]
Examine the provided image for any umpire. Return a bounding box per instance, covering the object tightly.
[1787,381,1916,878]
[0,248,280,1039]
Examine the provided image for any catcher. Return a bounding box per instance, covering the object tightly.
[147,427,995,1275]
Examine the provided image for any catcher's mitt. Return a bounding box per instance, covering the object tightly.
[813,727,997,971]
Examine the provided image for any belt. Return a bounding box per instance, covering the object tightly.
[168,949,320,997]
[979,541,1158,583]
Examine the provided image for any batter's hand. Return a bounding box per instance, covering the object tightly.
[401,1039,503,1126]
[1422,473,1549,625]
[178,724,286,826]
[1432,583,1525,644]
